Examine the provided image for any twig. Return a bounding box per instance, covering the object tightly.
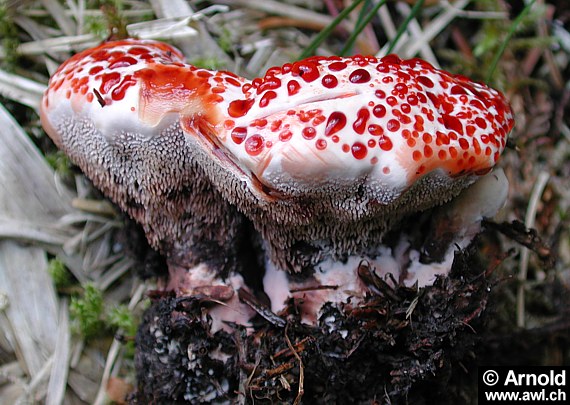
[517,171,550,328]
[238,288,286,328]
[284,324,304,405]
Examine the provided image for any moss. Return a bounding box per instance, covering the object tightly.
[48,257,72,288]
[70,284,105,339]
[189,56,226,70]
[45,150,73,178]
[0,5,20,71]
[70,283,140,351]
[107,304,138,356]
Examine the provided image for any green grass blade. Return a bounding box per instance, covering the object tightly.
[299,0,366,59]
[340,0,388,56]
[485,0,537,82]
[385,0,425,55]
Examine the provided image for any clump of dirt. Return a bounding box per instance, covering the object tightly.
[132,242,500,404]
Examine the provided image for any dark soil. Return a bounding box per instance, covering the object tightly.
[130,227,568,404]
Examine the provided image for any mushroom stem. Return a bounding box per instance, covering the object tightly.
[263,169,509,324]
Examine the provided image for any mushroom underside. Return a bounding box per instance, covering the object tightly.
[51,116,253,277]
[186,133,481,270]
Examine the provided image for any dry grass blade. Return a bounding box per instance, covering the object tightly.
[402,0,470,58]
[0,101,75,402]
[0,242,58,378]
[219,0,333,27]
[393,1,437,63]
[40,0,76,36]
[0,70,45,110]
[45,299,70,405]
[0,103,73,220]
[517,171,550,328]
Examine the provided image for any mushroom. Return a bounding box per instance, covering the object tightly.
[181,54,514,273]
[180,54,514,324]
[40,39,258,331]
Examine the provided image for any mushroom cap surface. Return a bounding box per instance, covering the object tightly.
[182,54,514,204]
[39,39,248,266]
[41,39,246,146]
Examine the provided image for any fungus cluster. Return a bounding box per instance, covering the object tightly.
[41,39,514,332]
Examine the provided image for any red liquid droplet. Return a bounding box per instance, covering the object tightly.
[375,90,386,99]
[287,80,301,96]
[245,134,264,156]
[325,112,347,136]
[368,124,384,136]
[378,136,393,151]
[351,142,367,159]
[257,77,282,94]
[322,74,338,88]
[417,76,434,88]
[279,130,292,142]
[407,94,418,105]
[442,114,464,134]
[231,127,247,144]
[394,82,408,95]
[99,71,121,94]
[89,65,104,75]
[328,61,347,71]
[373,105,386,118]
[381,54,402,65]
[349,68,371,84]
[259,90,277,108]
[108,56,138,69]
[353,108,370,134]
[386,119,400,132]
[302,127,316,139]
[292,61,320,82]
[315,139,327,150]
[111,74,137,101]
[228,98,255,118]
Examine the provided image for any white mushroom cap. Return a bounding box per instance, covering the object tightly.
[40,39,248,268]
[182,54,514,270]
[183,55,513,202]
